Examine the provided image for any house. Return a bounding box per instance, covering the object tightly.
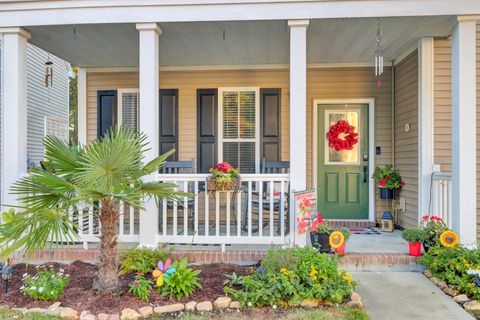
[0,0,479,250]
[0,38,70,198]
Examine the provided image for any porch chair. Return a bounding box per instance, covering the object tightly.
[242,159,290,235]
[160,160,196,234]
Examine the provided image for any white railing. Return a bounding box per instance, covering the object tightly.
[431,172,452,228]
[156,173,290,249]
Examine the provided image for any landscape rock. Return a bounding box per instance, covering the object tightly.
[214,297,232,309]
[229,301,241,309]
[46,302,63,316]
[26,308,46,314]
[60,307,79,320]
[154,304,185,314]
[196,301,213,312]
[454,294,470,304]
[185,301,197,312]
[120,308,141,320]
[442,286,459,297]
[138,306,153,318]
[300,299,320,308]
[430,277,448,290]
[350,292,362,302]
[464,301,480,313]
[423,270,433,278]
[80,312,97,320]
[346,300,363,309]
[97,314,110,320]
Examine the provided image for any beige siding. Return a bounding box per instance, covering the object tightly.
[306,67,393,221]
[394,51,419,228]
[87,67,393,220]
[477,23,480,240]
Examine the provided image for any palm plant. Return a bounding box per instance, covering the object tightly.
[0,127,186,294]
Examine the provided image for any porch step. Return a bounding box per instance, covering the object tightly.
[327,220,377,228]
[12,248,423,272]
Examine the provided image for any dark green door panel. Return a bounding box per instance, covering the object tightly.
[317,104,369,219]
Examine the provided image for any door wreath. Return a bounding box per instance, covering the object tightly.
[326,120,359,151]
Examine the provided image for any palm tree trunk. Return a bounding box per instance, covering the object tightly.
[94,198,120,294]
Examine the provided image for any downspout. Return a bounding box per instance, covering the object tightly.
[391,61,396,167]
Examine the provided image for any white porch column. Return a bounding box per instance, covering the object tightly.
[136,23,161,247]
[451,16,478,245]
[418,37,435,218]
[77,67,87,145]
[0,27,30,209]
[288,19,308,246]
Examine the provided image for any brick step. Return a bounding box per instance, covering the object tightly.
[13,249,422,272]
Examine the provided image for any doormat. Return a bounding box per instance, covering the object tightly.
[348,227,381,235]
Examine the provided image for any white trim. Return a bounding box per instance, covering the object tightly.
[1,1,480,27]
[217,87,261,173]
[77,67,87,145]
[312,98,376,222]
[117,88,140,127]
[418,37,435,219]
[85,62,390,73]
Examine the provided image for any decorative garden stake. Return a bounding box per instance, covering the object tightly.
[0,259,14,294]
[152,259,176,287]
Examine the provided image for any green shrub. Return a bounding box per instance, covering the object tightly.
[21,266,69,300]
[418,245,480,300]
[119,245,171,275]
[402,227,425,243]
[224,246,355,307]
[128,272,153,302]
[157,258,202,300]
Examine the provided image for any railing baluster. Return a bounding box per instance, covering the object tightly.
[259,181,263,237]
[173,180,178,236]
[183,181,188,236]
[205,188,209,236]
[129,204,134,236]
[226,191,231,237]
[162,199,167,236]
[248,181,252,237]
[237,190,241,237]
[269,180,274,237]
[215,191,220,237]
[280,181,285,237]
[194,181,199,234]
[88,205,94,236]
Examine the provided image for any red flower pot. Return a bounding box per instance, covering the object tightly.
[408,241,422,257]
[334,241,347,254]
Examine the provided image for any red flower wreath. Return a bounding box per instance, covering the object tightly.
[326,120,359,151]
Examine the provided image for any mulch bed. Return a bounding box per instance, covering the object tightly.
[0,261,252,314]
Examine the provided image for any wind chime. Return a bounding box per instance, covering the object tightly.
[374,19,384,88]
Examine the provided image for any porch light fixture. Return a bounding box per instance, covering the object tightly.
[45,60,53,87]
[374,19,384,77]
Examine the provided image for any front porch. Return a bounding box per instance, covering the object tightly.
[0,14,478,250]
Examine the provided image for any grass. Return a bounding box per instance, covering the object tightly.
[148,306,370,320]
[0,308,60,320]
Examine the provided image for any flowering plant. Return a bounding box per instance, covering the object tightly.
[208,162,240,190]
[372,165,405,189]
[326,120,359,151]
[420,215,448,249]
[21,266,69,300]
[309,214,332,234]
[128,272,153,302]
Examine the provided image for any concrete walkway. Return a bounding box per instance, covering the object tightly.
[352,272,474,320]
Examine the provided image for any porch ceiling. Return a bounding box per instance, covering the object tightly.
[26,16,454,68]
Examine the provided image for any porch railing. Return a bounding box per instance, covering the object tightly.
[431,172,452,228]
[156,173,290,249]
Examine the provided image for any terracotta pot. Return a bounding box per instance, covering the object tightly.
[310,232,331,253]
[408,241,422,257]
[334,241,346,254]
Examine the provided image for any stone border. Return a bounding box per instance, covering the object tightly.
[423,270,480,317]
[1,292,363,320]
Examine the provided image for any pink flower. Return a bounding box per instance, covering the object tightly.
[137,272,142,275]
[134,282,139,287]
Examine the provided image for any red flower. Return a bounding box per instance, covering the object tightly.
[386,176,391,180]
[401,181,405,186]
[379,179,387,187]
[326,120,358,151]
[422,215,430,220]
[431,216,442,221]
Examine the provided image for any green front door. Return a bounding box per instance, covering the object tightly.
[317,104,369,219]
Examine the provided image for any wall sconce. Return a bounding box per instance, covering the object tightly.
[0,259,13,294]
[45,60,53,87]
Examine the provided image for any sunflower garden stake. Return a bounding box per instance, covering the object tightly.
[439,230,459,248]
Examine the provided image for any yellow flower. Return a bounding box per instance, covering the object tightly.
[329,231,345,249]
[439,230,459,248]
[343,273,352,282]
[280,268,287,274]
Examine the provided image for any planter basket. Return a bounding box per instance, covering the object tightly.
[207,177,240,191]
[310,232,332,253]
[379,188,395,200]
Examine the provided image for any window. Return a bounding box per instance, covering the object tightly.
[118,89,140,131]
[218,88,260,173]
[44,116,69,141]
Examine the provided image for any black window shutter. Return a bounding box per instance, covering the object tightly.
[97,90,117,138]
[260,88,281,161]
[197,89,218,173]
[159,89,179,160]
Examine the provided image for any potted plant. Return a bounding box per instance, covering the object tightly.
[402,227,425,256]
[309,215,332,253]
[372,165,405,199]
[420,215,448,252]
[331,227,351,255]
[207,162,240,191]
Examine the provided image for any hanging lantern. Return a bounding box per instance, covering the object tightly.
[374,19,384,79]
[44,60,53,87]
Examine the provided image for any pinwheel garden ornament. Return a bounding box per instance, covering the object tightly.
[152,259,176,287]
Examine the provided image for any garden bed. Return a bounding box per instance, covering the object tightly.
[0,261,251,314]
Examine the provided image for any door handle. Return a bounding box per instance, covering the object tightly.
[363,166,368,183]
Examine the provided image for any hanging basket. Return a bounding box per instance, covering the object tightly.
[379,188,394,200]
[207,177,240,191]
